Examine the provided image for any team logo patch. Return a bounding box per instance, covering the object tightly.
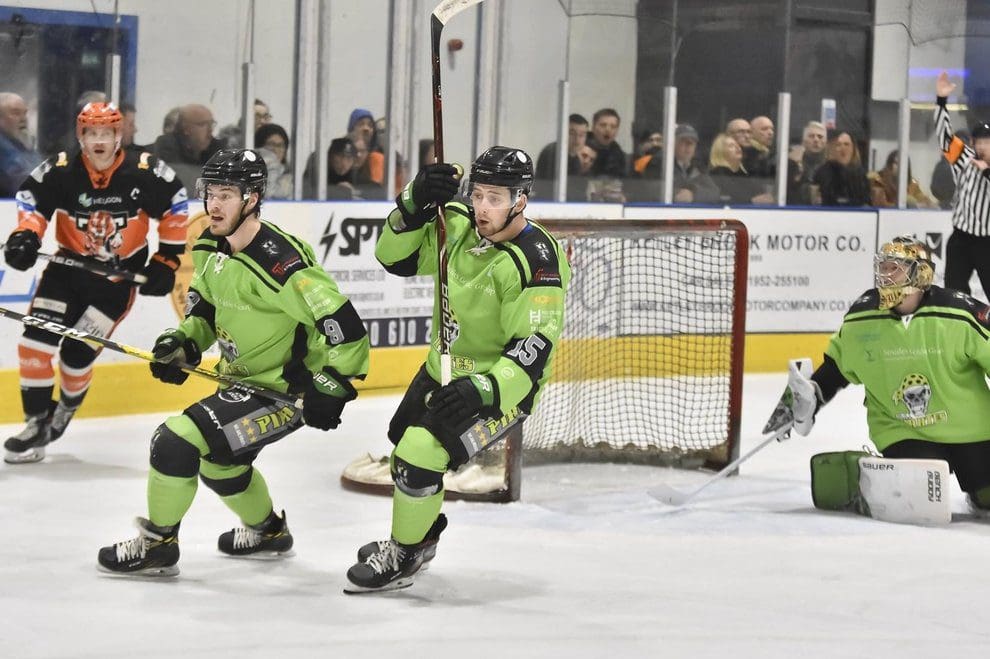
[185,291,201,317]
[218,388,252,403]
[892,372,947,427]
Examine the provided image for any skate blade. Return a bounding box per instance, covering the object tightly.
[343,576,415,595]
[221,549,296,560]
[97,564,180,578]
[4,447,46,464]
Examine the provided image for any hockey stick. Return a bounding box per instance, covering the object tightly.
[431,0,485,385]
[0,245,149,284]
[0,305,301,408]
[649,425,792,506]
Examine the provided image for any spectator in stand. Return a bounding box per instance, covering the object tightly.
[708,132,774,205]
[119,102,144,153]
[668,124,719,204]
[587,108,627,178]
[931,129,969,210]
[152,104,225,190]
[218,99,272,149]
[631,128,663,177]
[726,118,755,166]
[787,121,828,205]
[302,137,359,200]
[348,108,378,152]
[535,113,592,181]
[811,131,870,207]
[254,123,293,200]
[0,92,42,198]
[869,149,937,209]
[346,110,384,190]
[161,107,181,136]
[748,115,776,180]
[375,116,406,190]
[352,136,385,199]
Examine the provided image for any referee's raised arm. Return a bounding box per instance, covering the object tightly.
[935,70,990,295]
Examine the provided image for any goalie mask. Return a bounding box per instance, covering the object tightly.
[464,146,534,230]
[874,235,934,310]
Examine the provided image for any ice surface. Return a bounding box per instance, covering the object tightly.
[1,374,988,658]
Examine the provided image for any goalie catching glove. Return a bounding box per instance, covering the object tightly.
[763,358,823,438]
[149,329,201,385]
[302,366,358,431]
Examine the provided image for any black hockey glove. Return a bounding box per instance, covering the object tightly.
[302,366,358,431]
[4,230,41,271]
[412,163,462,207]
[139,253,180,296]
[149,329,201,385]
[428,375,496,428]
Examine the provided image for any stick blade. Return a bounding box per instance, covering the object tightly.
[432,0,485,25]
[648,483,692,506]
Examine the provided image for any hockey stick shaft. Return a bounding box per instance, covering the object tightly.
[0,245,148,284]
[650,426,791,505]
[430,0,485,385]
[0,305,301,408]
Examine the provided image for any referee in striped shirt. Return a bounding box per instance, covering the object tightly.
[935,70,990,295]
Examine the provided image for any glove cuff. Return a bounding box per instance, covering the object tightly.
[310,365,358,401]
[151,252,180,270]
[390,187,436,234]
[468,374,497,409]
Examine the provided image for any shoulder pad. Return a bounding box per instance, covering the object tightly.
[509,223,562,288]
[241,224,312,285]
[847,289,879,314]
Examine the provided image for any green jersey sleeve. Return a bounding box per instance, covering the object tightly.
[178,232,219,351]
[375,205,439,278]
[485,223,570,415]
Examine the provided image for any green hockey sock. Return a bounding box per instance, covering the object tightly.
[391,488,444,545]
[148,467,198,528]
[201,462,273,527]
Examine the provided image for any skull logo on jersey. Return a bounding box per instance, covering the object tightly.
[893,373,931,419]
[216,326,240,364]
[82,210,124,259]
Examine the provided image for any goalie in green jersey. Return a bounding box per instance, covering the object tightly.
[765,235,990,523]
[98,149,370,576]
[345,147,571,592]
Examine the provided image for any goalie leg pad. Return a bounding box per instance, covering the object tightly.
[810,451,870,513]
[858,456,952,526]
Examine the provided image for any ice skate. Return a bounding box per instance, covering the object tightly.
[345,538,429,593]
[356,513,447,571]
[218,510,294,558]
[4,404,54,464]
[97,518,180,577]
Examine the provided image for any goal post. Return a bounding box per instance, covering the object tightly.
[340,218,748,502]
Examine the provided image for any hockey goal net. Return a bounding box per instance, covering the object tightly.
[341,218,748,502]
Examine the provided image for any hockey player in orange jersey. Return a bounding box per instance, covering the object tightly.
[3,102,189,463]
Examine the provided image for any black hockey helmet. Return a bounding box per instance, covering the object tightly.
[972,121,990,140]
[470,146,534,195]
[196,148,268,201]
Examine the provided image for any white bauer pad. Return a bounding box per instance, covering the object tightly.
[858,457,951,526]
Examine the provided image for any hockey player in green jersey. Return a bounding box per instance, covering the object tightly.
[345,147,570,592]
[765,235,990,517]
[98,149,370,576]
